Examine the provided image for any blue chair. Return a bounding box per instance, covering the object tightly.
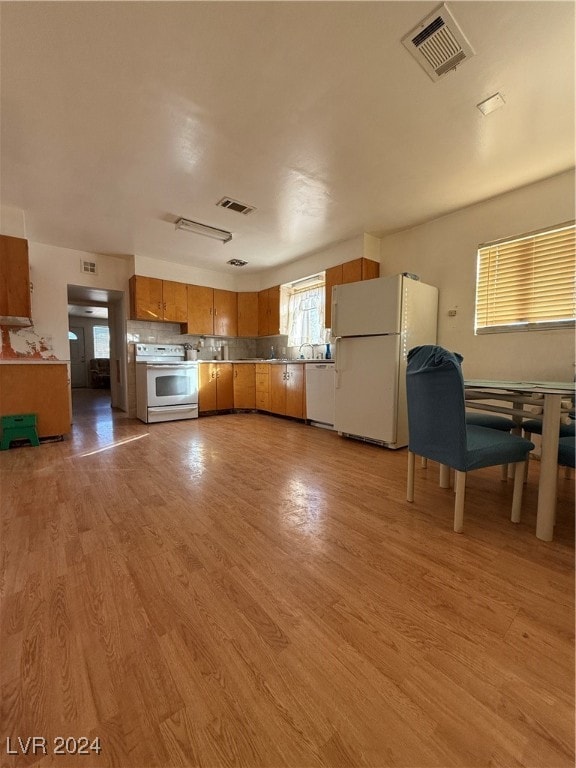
[465,413,517,481]
[406,345,535,533]
[558,436,575,469]
[521,412,574,480]
[465,414,516,431]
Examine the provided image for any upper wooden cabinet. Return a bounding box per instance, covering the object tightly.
[258,286,280,336]
[129,276,187,323]
[237,292,259,337]
[0,234,32,326]
[324,258,379,327]
[187,285,238,336]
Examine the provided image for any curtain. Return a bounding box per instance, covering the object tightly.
[287,286,325,348]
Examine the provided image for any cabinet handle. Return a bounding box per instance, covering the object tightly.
[211,371,216,379]
[216,370,220,378]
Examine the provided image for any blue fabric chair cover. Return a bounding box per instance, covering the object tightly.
[522,417,575,438]
[465,413,515,431]
[406,345,534,473]
[558,436,575,468]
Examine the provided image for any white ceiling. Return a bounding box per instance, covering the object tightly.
[1,1,574,275]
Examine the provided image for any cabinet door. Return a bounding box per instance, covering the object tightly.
[233,364,256,409]
[130,276,163,321]
[285,364,305,419]
[324,265,343,329]
[0,363,70,436]
[267,286,281,336]
[216,363,234,409]
[342,259,362,284]
[0,235,31,322]
[199,363,217,412]
[361,258,380,280]
[269,365,287,415]
[237,292,259,337]
[214,289,238,337]
[162,280,188,323]
[187,285,214,335]
[258,289,269,336]
[255,364,270,411]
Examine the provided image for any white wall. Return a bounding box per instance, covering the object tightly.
[28,242,133,360]
[379,170,575,381]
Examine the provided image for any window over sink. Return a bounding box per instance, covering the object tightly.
[280,273,326,348]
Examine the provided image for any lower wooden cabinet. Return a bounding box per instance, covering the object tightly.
[0,363,71,437]
[233,364,256,409]
[198,363,234,413]
[255,363,270,411]
[269,364,306,419]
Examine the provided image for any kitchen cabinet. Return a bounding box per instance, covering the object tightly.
[255,363,270,411]
[0,363,70,437]
[187,285,238,336]
[237,292,259,337]
[324,258,379,328]
[129,276,188,323]
[198,362,234,413]
[0,235,32,326]
[269,363,306,419]
[233,364,256,409]
[258,286,280,336]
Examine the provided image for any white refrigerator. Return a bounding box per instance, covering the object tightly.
[332,273,438,449]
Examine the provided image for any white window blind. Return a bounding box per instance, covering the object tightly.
[475,221,575,334]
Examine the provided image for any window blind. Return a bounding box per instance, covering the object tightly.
[475,221,575,333]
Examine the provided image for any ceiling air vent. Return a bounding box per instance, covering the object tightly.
[402,3,475,81]
[216,197,256,215]
[227,259,248,267]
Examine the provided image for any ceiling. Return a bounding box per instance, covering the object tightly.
[1,1,574,275]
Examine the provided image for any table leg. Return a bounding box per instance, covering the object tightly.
[536,393,561,542]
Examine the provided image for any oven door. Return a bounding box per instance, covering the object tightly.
[146,364,198,407]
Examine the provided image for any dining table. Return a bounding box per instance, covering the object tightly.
[464,379,575,542]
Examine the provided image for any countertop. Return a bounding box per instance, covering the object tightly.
[0,358,70,365]
[198,359,335,364]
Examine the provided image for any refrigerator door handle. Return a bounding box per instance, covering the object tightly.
[332,291,338,336]
[335,338,341,389]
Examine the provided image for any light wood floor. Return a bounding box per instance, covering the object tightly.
[1,390,574,768]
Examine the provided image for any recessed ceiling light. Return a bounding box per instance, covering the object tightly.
[477,92,506,115]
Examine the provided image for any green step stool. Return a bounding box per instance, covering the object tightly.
[1,413,40,450]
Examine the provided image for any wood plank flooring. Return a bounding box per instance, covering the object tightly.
[0,390,574,768]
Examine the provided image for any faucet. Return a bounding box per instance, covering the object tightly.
[299,343,313,359]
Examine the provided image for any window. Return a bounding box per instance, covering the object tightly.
[93,325,110,357]
[475,221,575,334]
[281,274,326,348]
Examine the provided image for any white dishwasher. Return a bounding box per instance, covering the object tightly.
[305,362,336,429]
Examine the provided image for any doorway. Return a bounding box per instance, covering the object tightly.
[67,285,127,417]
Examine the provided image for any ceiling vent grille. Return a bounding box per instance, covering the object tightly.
[402,3,475,81]
[217,197,256,215]
[227,258,248,267]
